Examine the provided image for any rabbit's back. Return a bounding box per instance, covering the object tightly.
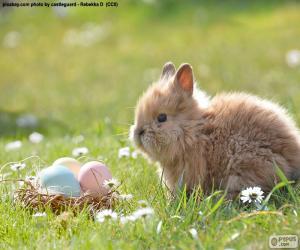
[204,92,300,193]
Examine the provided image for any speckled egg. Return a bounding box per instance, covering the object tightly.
[78,161,112,197]
[52,157,81,177]
[38,165,81,197]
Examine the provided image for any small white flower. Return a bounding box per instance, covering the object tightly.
[156,220,163,234]
[118,147,130,158]
[286,50,300,67]
[118,193,133,201]
[10,162,26,171]
[72,147,89,157]
[3,31,20,48]
[240,186,264,204]
[5,141,22,151]
[63,23,109,47]
[25,176,37,185]
[72,135,85,144]
[103,178,120,189]
[96,209,118,223]
[189,228,198,240]
[32,212,47,218]
[119,215,137,224]
[132,207,154,219]
[131,151,138,159]
[29,132,44,144]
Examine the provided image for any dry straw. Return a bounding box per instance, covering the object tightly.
[2,179,118,216]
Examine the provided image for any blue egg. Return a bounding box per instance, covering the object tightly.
[39,165,81,197]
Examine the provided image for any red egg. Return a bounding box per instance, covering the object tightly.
[78,161,112,197]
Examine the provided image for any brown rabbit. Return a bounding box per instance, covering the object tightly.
[130,62,300,197]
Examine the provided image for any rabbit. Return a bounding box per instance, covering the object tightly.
[130,62,300,198]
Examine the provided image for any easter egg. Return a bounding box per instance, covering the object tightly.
[39,165,81,197]
[52,157,81,176]
[78,161,112,197]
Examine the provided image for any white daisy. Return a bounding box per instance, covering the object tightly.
[72,135,85,144]
[72,147,89,157]
[119,215,137,224]
[32,212,47,218]
[118,147,130,158]
[3,31,20,49]
[96,209,118,223]
[10,162,26,171]
[25,176,37,185]
[29,132,44,144]
[240,186,264,204]
[132,207,154,219]
[189,228,198,240]
[131,151,138,159]
[103,178,120,189]
[5,141,22,151]
[63,23,109,47]
[286,50,300,68]
[118,193,133,201]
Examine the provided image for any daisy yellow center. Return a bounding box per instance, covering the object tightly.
[250,193,258,199]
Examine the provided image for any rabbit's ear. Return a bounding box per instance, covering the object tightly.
[174,63,194,95]
[160,61,176,80]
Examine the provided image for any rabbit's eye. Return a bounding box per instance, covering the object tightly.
[157,113,167,123]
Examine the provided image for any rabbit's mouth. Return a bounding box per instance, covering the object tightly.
[130,125,149,154]
[137,132,159,156]
[136,131,151,151]
[130,125,164,159]
[141,132,165,158]
[130,125,143,147]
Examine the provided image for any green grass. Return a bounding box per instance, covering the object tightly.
[0,1,300,249]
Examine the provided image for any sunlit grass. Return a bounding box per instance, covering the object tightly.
[0,1,300,249]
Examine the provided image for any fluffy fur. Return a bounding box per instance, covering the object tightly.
[130,62,300,197]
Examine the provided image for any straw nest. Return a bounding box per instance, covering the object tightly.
[10,180,119,216]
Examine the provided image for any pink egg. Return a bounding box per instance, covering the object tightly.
[78,161,112,197]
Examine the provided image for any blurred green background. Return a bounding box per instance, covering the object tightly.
[0,0,300,138]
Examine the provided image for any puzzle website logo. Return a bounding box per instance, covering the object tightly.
[269,235,299,249]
